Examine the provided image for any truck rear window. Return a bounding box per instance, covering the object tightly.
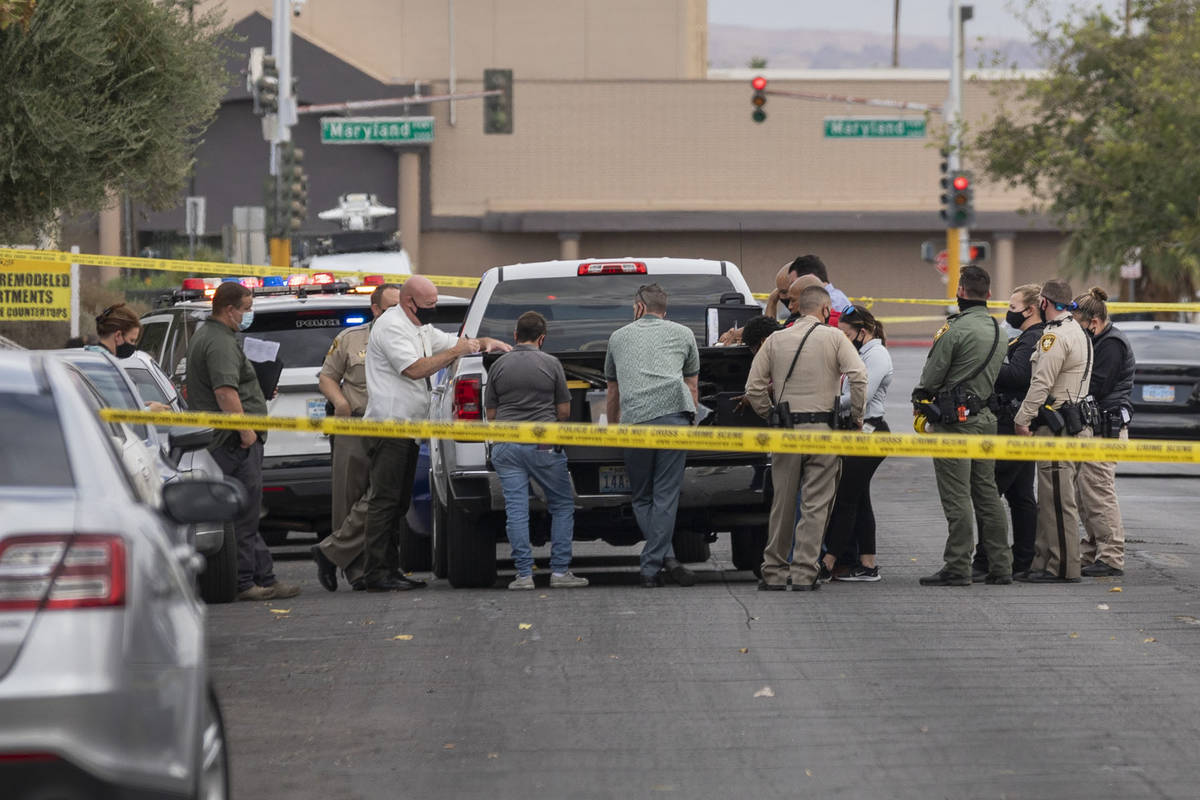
[474,274,740,352]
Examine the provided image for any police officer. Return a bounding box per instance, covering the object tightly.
[1013,278,1094,583]
[311,283,400,592]
[744,285,867,592]
[913,265,1011,586]
[971,283,1044,581]
[1073,287,1134,577]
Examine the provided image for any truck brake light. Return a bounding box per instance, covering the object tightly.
[577,262,647,276]
[452,377,482,420]
[0,534,126,611]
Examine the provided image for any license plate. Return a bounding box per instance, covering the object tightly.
[598,465,630,494]
[307,398,327,419]
[1143,384,1175,403]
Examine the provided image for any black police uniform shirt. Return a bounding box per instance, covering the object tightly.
[1089,324,1135,413]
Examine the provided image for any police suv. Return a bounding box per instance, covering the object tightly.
[425,258,771,588]
[139,273,467,542]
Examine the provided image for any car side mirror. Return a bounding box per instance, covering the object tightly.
[162,478,246,524]
[168,426,214,453]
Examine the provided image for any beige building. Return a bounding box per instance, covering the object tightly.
[129,1,1071,333]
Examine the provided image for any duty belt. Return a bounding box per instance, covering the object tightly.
[790,411,834,425]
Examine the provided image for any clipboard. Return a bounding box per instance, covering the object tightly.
[251,359,284,399]
[705,303,763,346]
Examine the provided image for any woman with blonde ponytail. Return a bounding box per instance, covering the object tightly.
[1071,287,1134,577]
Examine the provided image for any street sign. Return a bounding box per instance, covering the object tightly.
[320,116,434,145]
[185,196,206,237]
[934,250,949,275]
[824,117,926,138]
[1120,261,1142,280]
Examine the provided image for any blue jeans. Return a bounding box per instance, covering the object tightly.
[492,442,576,577]
[623,412,691,577]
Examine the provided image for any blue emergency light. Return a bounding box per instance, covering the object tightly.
[344,315,366,325]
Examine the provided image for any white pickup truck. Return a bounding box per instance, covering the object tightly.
[425,258,772,588]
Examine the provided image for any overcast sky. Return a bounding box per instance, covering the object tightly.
[708,1,1127,41]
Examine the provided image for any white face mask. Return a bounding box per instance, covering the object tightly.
[238,308,255,331]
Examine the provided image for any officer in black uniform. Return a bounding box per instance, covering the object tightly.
[971,283,1044,580]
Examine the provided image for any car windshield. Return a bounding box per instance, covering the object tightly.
[243,304,466,367]
[1122,328,1200,363]
[124,366,173,407]
[474,274,739,352]
[0,393,73,487]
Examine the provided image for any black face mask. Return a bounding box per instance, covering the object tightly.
[413,305,437,325]
[957,298,988,313]
[1005,309,1027,330]
[1037,303,1048,323]
[114,343,137,358]
[851,332,865,352]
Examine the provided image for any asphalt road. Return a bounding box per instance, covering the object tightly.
[209,347,1200,799]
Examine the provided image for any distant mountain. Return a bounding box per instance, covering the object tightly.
[708,24,1042,70]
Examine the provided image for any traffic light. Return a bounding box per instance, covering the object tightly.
[280,142,307,232]
[968,241,990,262]
[253,53,279,116]
[484,69,513,134]
[751,75,767,123]
[941,170,974,227]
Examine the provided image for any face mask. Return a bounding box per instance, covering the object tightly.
[1037,302,1048,323]
[851,332,864,352]
[114,342,137,358]
[238,309,255,331]
[414,305,437,325]
[1005,309,1027,330]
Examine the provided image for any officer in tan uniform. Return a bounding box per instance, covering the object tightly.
[311,283,400,591]
[745,285,867,592]
[1013,278,1094,583]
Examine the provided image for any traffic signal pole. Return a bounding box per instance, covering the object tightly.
[946,0,972,298]
[269,0,296,268]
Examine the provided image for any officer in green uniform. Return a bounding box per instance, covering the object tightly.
[187,281,300,602]
[912,265,1012,586]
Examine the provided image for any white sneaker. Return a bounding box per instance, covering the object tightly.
[550,571,589,588]
[508,574,536,590]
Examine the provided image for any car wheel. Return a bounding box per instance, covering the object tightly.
[398,522,432,573]
[430,478,449,579]
[198,523,237,604]
[446,500,497,589]
[730,525,767,578]
[194,685,230,800]
[672,529,712,563]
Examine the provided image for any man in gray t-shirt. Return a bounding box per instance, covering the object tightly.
[605,283,700,588]
[486,311,587,590]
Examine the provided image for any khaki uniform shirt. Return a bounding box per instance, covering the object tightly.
[319,324,370,416]
[745,316,868,421]
[1015,312,1093,427]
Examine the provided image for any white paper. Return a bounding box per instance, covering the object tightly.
[706,308,720,346]
[242,336,280,363]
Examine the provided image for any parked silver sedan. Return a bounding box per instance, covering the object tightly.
[0,351,241,800]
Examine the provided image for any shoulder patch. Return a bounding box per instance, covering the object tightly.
[1039,333,1056,352]
[933,323,950,341]
[325,341,338,359]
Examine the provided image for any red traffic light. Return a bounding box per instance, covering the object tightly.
[751,76,767,91]
[952,175,970,191]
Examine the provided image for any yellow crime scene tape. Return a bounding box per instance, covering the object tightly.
[4,248,1199,312]
[0,248,479,290]
[99,409,1200,465]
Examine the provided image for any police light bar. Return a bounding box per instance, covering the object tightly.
[311,272,335,284]
[287,274,310,286]
[263,276,285,287]
[182,278,205,291]
[362,275,385,285]
[577,262,647,276]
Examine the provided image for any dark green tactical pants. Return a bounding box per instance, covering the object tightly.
[932,413,1012,578]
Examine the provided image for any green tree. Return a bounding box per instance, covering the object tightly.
[0,0,232,243]
[748,56,768,69]
[974,0,1200,301]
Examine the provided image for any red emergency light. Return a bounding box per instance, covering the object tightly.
[181,278,205,291]
[577,262,647,276]
[362,275,385,285]
[311,272,335,285]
